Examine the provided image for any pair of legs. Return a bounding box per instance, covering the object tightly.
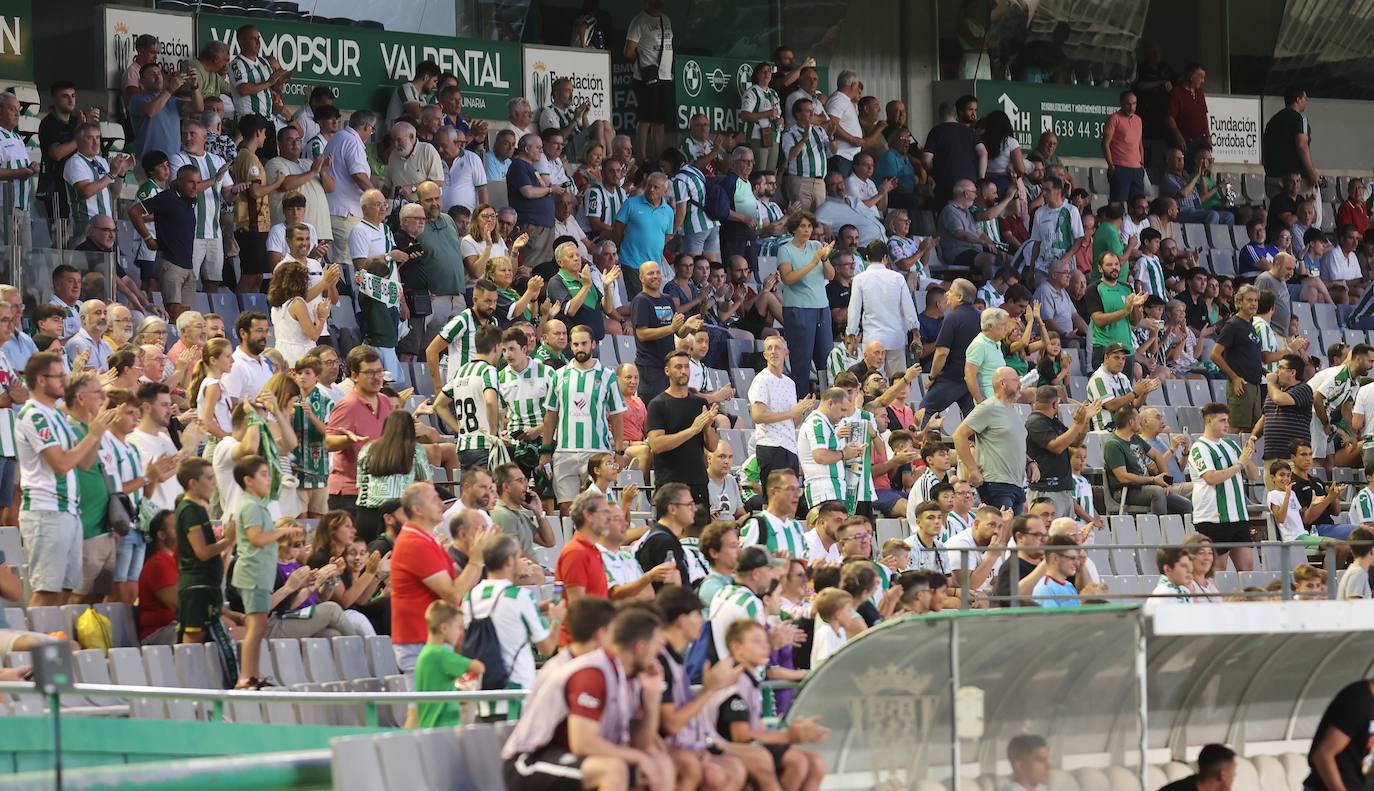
[669,748,746,791]
[781,306,832,399]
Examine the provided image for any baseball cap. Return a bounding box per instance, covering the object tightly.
[1104,342,1130,356]
[737,546,786,573]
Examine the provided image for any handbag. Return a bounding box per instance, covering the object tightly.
[406,289,433,318]
[98,455,134,537]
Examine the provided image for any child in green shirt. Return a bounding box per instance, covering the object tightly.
[413,600,484,729]
[230,455,295,690]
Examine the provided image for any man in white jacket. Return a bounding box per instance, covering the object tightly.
[845,238,920,378]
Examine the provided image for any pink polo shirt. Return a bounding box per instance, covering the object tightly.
[325,389,393,495]
[1104,111,1143,168]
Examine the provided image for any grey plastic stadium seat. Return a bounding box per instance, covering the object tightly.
[456,723,509,791]
[332,635,372,681]
[414,728,463,789]
[22,606,63,636]
[142,645,198,720]
[4,650,30,667]
[0,525,21,565]
[330,734,387,791]
[93,602,138,648]
[365,635,400,677]
[109,647,163,719]
[348,677,398,727]
[3,606,26,630]
[269,638,309,686]
[383,674,411,728]
[302,637,341,682]
[291,681,332,725]
[174,643,211,688]
[72,648,115,706]
[375,731,430,791]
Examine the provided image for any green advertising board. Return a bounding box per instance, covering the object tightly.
[973,80,1118,159]
[0,0,32,84]
[674,55,826,134]
[197,15,519,120]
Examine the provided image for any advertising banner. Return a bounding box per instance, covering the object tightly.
[0,0,30,85]
[198,14,519,120]
[675,55,827,134]
[101,6,195,95]
[974,80,1118,159]
[1206,96,1262,164]
[524,45,611,125]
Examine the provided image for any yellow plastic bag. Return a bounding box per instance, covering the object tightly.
[76,608,113,654]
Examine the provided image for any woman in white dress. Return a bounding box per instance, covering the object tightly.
[189,338,234,459]
[268,260,329,367]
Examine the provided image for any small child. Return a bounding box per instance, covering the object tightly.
[886,430,918,494]
[1035,330,1071,389]
[1338,526,1374,600]
[1267,460,1321,550]
[1031,535,1081,609]
[291,356,332,518]
[356,256,404,374]
[1136,227,1166,298]
[1292,563,1327,601]
[826,333,861,381]
[413,600,484,729]
[880,538,912,575]
[230,455,297,689]
[1150,547,1193,603]
[1069,445,1097,527]
[809,588,853,666]
[175,458,234,645]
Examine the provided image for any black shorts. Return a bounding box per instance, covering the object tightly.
[766,743,791,775]
[235,230,270,275]
[177,584,219,635]
[1194,521,1253,549]
[504,748,636,791]
[634,78,675,123]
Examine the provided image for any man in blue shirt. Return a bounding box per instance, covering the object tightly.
[1031,534,1083,608]
[129,63,203,160]
[505,133,561,273]
[612,171,673,300]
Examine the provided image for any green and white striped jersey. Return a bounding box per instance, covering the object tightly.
[976,283,1005,309]
[842,409,878,510]
[1351,486,1374,524]
[1189,436,1248,524]
[443,359,501,451]
[498,358,551,438]
[0,353,17,457]
[63,154,113,226]
[15,400,79,513]
[1137,255,1166,299]
[581,182,626,230]
[944,511,973,544]
[739,510,807,558]
[542,362,627,453]
[1073,474,1095,519]
[102,434,144,513]
[537,103,579,133]
[680,135,714,167]
[1317,362,1360,422]
[437,309,496,386]
[826,344,858,380]
[670,164,718,235]
[797,410,844,505]
[171,150,230,239]
[0,127,33,212]
[1086,366,1131,431]
[1253,316,1280,373]
[780,124,829,179]
[740,84,780,144]
[707,582,765,661]
[398,82,438,108]
[228,54,274,116]
[598,544,642,588]
[307,134,328,159]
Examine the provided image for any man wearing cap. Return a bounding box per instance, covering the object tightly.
[1086,342,1159,431]
[706,545,787,663]
[1083,252,1148,371]
[1025,386,1102,520]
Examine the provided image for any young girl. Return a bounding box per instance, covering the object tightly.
[190,338,235,456]
[1035,330,1071,390]
[355,411,431,544]
[809,588,853,667]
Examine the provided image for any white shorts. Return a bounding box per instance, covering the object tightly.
[553,450,597,505]
[192,237,225,282]
[19,510,82,593]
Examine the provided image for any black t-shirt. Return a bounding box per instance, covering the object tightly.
[1025,412,1072,492]
[846,360,878,383]
[632,291,678,368]
[855,599,881,627]
[1215,315,1265,384]
[646,391,710,487]
[367,534,395,556]
[38,112,79,184]
[1291,473,1334,525]
[1157,776,1200,791]
[1305,680,1374,790]
[994,554,1040,607]
[635,523,691,590]
[716,678,758,740]
[657,645,684,705]
[826,279,852,338]
[1262,106,1309,180]
[140,187,198,270]
[933,303,981,383]
[924,121,981,193]
[1180,292,1210,332]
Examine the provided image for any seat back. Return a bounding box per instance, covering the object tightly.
[109,646,163,719]
[143,645,198,720]
[414,728,463,789]
[365,634,400,677]
[329,734,387,791]
[333,635,372,680]
[269,638,309,686]
[375,731,429,791]
[302,637,341,682]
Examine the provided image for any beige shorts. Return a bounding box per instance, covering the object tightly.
[553,450,597,505]
[158,260,197,306]
[0,629,54,656]
[78,532,118,597]
[298,487,329,515]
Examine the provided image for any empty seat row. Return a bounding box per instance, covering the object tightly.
[331,722,515,791]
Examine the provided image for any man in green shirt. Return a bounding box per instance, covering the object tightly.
[66,371,115,604]
[408,181,466,354]
[1084,253,1147,371]
[1090,203,1137,282]
[175,458,235,644]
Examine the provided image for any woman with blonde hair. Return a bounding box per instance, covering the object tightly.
[189,338,235,454]
[462,202,528,283]
[268,259,329,367]
[1181,534,1221,601]
[486,255,542,326]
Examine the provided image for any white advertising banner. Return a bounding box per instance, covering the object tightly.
[1207,96,1262,165]
[100,6,196,94]
[523,44,611,125]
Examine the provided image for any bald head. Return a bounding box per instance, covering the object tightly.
[993,366,1021,399]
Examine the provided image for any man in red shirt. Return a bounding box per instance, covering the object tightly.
[325,346,394,531]
[1166,63,1210,170]
[1103,90,1145,203]
[136,510,179,644]
[390,481,489,677]
[555,489,611,646]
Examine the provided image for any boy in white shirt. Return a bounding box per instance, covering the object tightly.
[809,587,852,666]
[1338,526,1374,600]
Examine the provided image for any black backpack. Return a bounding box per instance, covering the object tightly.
[460,590,527,690]
[703,177,733,223]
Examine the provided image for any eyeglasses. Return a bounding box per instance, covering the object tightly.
[671,500,695,508]
[845,533,873,542]
[357,367,384,377]
[1025,531,1049,539]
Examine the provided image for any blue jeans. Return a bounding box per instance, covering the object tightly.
[1316,523,1355,540]
[979,482,1026,515]
[1108,166,1146,202]
[375,346,400,380]
[920,377,975,422]
[1177,208,1226,225]
[782,306,833,398]
[113,529,146,583]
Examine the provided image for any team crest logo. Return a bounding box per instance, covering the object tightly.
[36,426,51,442]
[572,395,589,412]
[848,664,937,790]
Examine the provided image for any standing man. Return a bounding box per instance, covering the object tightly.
[1024,386,1099,520]
[1191,403,1259,572]
[387,60,440,124]
[16,352,113,605]
[632,261,701,398]
[797,387,860,508]
[553,490,611,645]
[218,312,273,410]
[540,326,627,516]
[436,325,503,471]
[228,25,290,159]
[64,123,131,243]
[428,280,499,394]
[611,172,673,299]
[1262,86,1317,201]
[127,382,200,515]
[170,120,233,295]
[823,70,883,178]
[0,93,37,223]
[407,181,469,354]
[1166,63,1211,169]
[953,367,1028,514]
[265,124,335,246]
[1211,285,1283,435]
[922,101,986,207]
[507,133,561,272]
[921,278,981,420]
[1254,251,1295,338]
[749,335,813,485]
[1252,354,1314,463]
[129,164,200,320]
[1103,90,1145,203]
[846,239,919,379]
[1085,253,1147,371]
[128,63,202,161]
[646,351,718,500]
[38,81,96,224]
[324,347,394,516]
[625,0,674,164]
[780,98,832,212]
[324,110,377,264]
[434,127,487,213]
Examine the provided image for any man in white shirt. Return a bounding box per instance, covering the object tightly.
[944,505,1012,594]
[435,126,487,212]
[846,239,920,378]
[823,70,883,179]
[624,0,675,166]
[384,121,444,200]
[218,312,274,408]
[783,66,829,131]
[844,152,894,222]
[749,335,815,486]
[323,110,377,263]
[1002,734,1052,791]
[126,382,202,514]
[816,172,885,243]
[1323,223,1366,304]
[266,191,324,268]
[802,501,847,564]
